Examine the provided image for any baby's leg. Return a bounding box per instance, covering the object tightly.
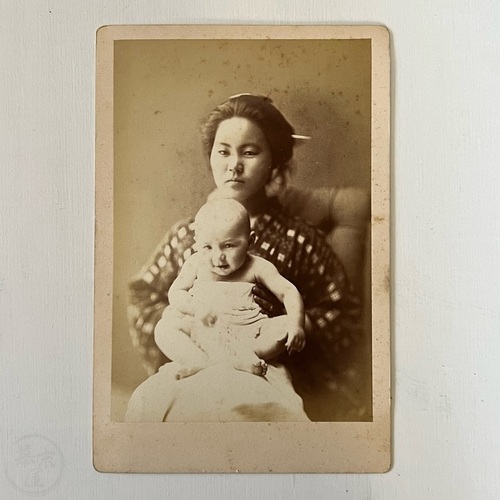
[253,316,289,360]
[202,321,268,377]
[154,313,209,378]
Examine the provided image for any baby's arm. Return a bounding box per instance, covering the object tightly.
[168,254,201,315]
[168,255,217,326]
[155,254,210,370]
[253,257,306,353]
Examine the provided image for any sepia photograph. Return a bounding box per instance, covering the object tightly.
[2,0,497,494]
[94,24,390,472]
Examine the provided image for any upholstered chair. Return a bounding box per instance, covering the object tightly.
[280,186,371,421]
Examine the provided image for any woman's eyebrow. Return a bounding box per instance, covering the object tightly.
[216,142,261,150]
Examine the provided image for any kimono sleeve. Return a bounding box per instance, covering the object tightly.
[128,218,195,375]
[298,227,363,367]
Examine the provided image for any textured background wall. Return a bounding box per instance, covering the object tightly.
[1,1,499,499]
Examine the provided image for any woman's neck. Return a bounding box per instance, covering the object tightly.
[241,191,272,221]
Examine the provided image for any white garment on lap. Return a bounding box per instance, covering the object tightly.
[189,280,267,327]
[189,281,268,360]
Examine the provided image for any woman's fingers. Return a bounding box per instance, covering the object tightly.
[252,284,285,317]
[253,292,273,312]
[252,283,273,303]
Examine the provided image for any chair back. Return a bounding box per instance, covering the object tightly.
[280,186,370,294]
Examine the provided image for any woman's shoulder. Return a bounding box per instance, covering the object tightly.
[161,216,196,245]
[168,216,196,237]
[258,199,327,242]
[150,215,197,265]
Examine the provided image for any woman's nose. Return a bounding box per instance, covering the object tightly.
[228,157,243,175]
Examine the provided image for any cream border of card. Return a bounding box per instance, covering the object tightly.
[94,24,391,473]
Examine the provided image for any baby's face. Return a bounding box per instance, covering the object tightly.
[196,221,250,277]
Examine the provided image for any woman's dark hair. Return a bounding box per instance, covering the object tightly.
[201,94,296,178]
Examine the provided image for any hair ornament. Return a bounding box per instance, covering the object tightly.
[227,92,272,102]
[227,94,311,141]
[228,92,253,99]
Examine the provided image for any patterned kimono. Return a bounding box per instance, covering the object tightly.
[128,198,363,387]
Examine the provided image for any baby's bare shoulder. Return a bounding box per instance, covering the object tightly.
[248,254,278,277]
[180,252,203,275]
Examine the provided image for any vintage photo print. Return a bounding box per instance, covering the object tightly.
[94,25,390,472]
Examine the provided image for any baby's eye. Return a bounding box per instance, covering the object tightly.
[203,245,212,250]
[224,243,234,249]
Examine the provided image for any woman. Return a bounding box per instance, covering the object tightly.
[126,94,362,421]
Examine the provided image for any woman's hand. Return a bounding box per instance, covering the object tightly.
[252,283,285,317]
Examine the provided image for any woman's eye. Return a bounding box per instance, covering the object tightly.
[244,151,257,157]
[224,244,233,249]
[218,150,229,156]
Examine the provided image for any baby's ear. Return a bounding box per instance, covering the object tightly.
[248,231,256,247]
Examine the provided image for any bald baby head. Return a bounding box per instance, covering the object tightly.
[195,199,251,237]
[194,200,254,276]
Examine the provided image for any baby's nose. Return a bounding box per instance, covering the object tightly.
[212,251,225,263]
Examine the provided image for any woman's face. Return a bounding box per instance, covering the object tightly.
[210,117,273,205]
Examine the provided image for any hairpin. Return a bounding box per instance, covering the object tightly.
[227,92,272,102]
[227,94,312,140]
[228,92,253,99]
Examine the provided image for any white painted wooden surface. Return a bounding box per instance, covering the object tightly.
[1,1,499,498]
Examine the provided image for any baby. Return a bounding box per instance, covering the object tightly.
[154,199,306,379]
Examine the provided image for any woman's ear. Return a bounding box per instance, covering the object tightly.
[264,167,285,198]
[248,231,256,247]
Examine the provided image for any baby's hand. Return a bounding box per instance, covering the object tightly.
[285,324,306,353]
[194,303,218,327]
